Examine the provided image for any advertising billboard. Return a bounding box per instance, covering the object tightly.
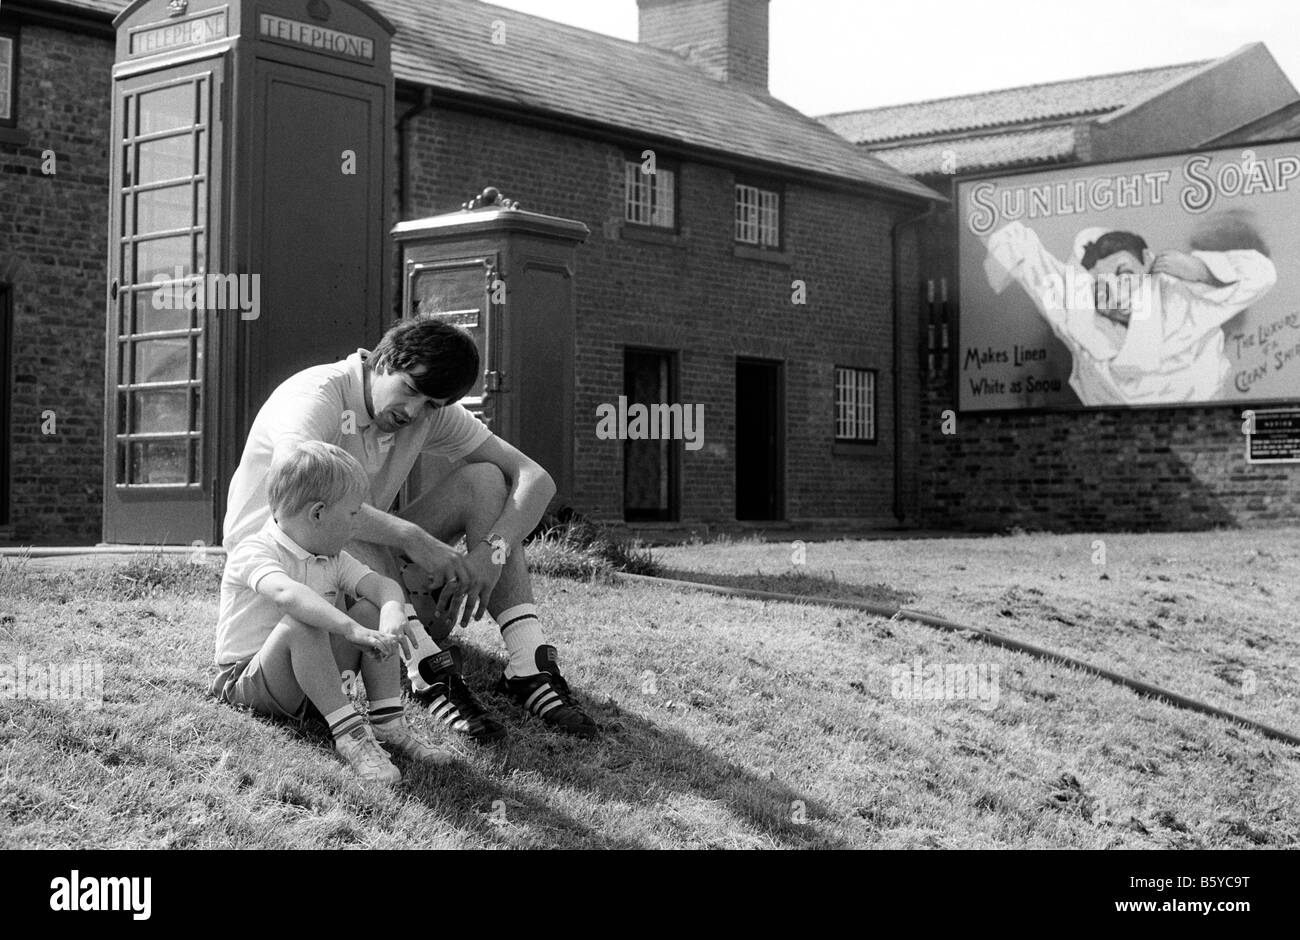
[957,141,1300,411]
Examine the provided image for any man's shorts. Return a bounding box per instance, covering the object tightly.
[209,650,323,724]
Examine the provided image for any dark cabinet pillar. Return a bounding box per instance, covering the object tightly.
[393,190,589,508]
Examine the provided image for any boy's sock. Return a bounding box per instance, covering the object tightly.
[498,603,547,679]
[368,696,404,727]
[401,603,444,694]
[324,704,365,741]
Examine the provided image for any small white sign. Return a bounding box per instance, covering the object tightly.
[1245,408,1300,464]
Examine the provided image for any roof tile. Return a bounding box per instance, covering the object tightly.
[41,0,939,199]
[383,0,935,198]
[868,125,1079,177]
[819,62,1208,145]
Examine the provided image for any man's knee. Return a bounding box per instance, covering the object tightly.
[456,462,508,508]
[344,540,399,581]
[348,598,380,629]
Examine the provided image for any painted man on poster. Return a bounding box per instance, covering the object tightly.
[982,219,1276,406]
[958,144,1300,410]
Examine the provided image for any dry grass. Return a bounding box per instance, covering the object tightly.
[1,529,1297,848]
[654,527,1300,737]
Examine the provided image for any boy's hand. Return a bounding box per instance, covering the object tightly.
[347,624,399,660]
[377,604,423,661]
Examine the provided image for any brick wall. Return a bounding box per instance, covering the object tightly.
[914,205,1300,533]
[0,17,917,542]
[0,23,113,543]
[14,20,1286,542]
[637,0,769,89]
[403,104,912,526]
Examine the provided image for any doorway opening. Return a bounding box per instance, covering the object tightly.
[735,357,784,521]
[623,348,679,522]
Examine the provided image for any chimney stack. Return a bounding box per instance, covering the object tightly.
[637,0,770,91]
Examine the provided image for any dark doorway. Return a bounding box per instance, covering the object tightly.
[0,283,10,526]
[735,358,783,521]
[624,348,677,521]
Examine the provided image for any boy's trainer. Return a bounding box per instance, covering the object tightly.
[494,645,598,738]
[334,722,401,784]
[413,647,507,742]
[371,713,457,765]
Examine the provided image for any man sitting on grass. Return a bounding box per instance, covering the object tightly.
[222,317,597,743]
[211,441,455,784]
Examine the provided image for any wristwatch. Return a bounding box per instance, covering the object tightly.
[482,532,510,562]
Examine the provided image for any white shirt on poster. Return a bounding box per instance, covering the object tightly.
[983,221,1277,406]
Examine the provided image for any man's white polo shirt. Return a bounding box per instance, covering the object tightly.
[215,517,375,666]
[222,348,491,552]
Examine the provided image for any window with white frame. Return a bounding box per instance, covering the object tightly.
[735,183,780,247]
[0,31,15,126]
[624,160,676,229]
[835,367,876,442]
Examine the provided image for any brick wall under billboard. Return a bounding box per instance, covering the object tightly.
[916,139,1300,532]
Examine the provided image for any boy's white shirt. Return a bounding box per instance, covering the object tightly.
[984,221,1277,405]
[214,516,374,665]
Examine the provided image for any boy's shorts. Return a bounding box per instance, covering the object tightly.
[211,593,362,721]
[209,650,323,724]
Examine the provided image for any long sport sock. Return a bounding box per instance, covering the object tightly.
[498,603,546,680]
[401,604,443,694]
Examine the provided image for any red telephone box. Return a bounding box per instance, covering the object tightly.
[103,0,393,544]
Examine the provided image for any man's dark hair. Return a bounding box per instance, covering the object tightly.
[1081,231,1148,270]
[370,317,480,400]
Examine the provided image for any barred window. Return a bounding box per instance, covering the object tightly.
[624,161,676,228]
[735,183,780,247]
[835,367,876,442]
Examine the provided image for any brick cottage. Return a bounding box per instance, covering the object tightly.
[0,0,942,544]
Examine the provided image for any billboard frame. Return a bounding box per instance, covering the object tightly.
[949,133,1300,416]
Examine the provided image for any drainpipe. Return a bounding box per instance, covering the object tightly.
[890,202,939,525]
[396,88,435,219]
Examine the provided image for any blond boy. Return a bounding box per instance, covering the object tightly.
[211,441,453,783]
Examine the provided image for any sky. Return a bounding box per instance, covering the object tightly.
[486,0,1300,117]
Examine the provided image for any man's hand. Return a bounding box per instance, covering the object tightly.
[436,542,503,628]
[401,529,471,592]
[347,624,400,661]
[1151,250,1214,284]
